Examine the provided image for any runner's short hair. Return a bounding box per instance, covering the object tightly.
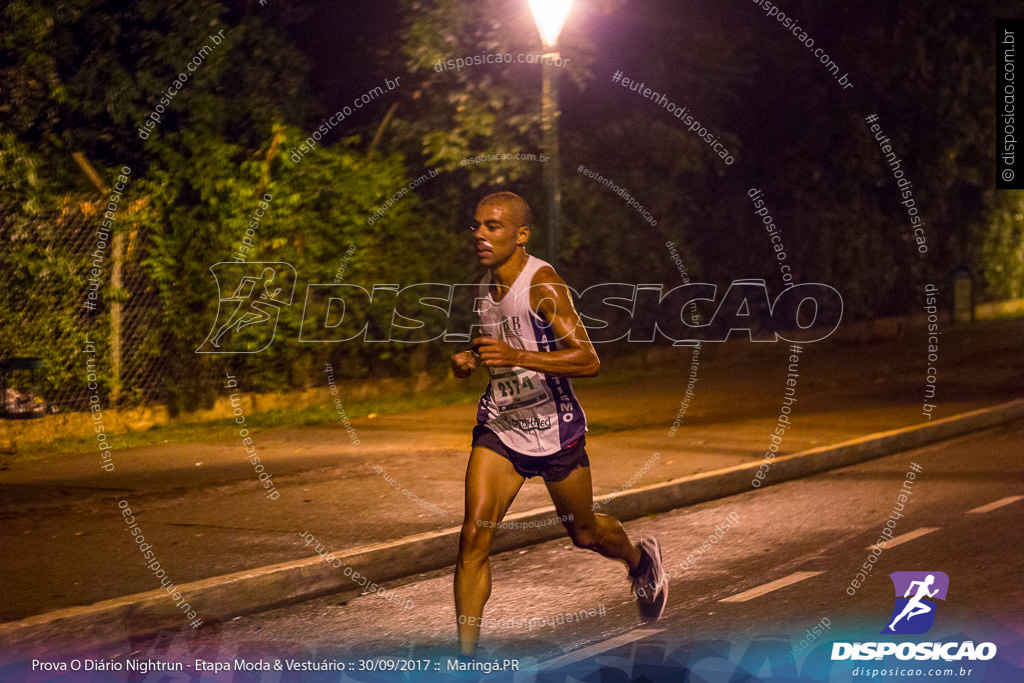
[478,191,533,228]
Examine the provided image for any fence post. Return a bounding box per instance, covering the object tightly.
[72,152,122,403]
[111,232,123,404]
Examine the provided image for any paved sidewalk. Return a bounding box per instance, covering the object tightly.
[0,317,1020,632]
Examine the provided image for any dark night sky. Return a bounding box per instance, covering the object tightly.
[276,0,1020,214]
[282,0,868,142]
[290,1,740,98]
[284,0,403,127]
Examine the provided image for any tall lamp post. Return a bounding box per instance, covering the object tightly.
[528,0,573,267]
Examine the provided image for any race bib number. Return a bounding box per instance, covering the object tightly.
[490,367,549,413]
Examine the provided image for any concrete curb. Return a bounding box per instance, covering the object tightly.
[4,399,1022,657]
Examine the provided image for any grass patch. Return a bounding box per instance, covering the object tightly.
[35,384,485,458]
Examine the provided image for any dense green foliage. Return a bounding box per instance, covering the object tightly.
[0,0,440,412]
[2,0,1022,412]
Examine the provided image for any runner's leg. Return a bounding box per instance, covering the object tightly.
[544,466,641,568]
[455,446,525,655]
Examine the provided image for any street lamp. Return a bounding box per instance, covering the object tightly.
[529,0,573,48]
[528,0,573,267]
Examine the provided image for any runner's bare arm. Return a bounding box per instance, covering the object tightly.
[452,275,484,378]
[472,267,600,377]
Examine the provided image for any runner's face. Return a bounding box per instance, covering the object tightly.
[471,202,527,268]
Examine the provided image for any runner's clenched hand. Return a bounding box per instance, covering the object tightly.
[472,336,522,368]
[451,350,478,378]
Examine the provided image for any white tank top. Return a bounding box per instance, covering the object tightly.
[475,255,587,456]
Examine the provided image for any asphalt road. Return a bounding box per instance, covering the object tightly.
[6,322,1014,620]
[6,313,1023,623]
[64,419,1022,682]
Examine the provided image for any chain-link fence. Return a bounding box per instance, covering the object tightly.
[1,197,170,415]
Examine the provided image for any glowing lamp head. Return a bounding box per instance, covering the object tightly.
[528,0,574,49]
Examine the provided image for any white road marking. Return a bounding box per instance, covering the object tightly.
[867,526,940,550]
[967,495,1024,514]
[536,628,665,670]
[718,571,825,603]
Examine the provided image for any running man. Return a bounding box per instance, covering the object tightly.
[888,574,939,631]
[450,191,667,656]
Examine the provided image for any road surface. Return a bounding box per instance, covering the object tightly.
[47,419,1022,682]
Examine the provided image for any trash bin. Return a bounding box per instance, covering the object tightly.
[0,357,46,418]
[953,267,974,325]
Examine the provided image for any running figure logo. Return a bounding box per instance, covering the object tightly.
[882,571,949,635]
[196,262,296,354]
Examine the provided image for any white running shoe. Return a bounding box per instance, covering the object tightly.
[630,535,668,621]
